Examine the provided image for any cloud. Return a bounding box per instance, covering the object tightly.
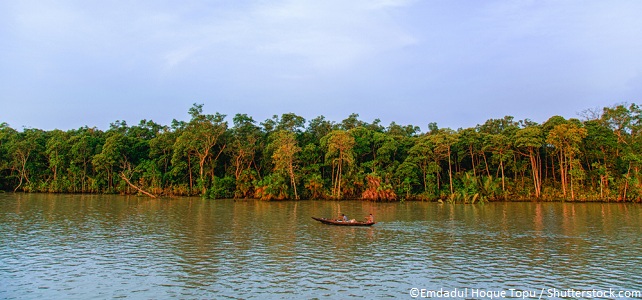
[249,0,417,71]
[368,0,417,9]
[4,1,418,74]
[3,0,639,131]
[163,46,202,69]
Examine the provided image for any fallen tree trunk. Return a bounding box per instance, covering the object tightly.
[119,172,157,198]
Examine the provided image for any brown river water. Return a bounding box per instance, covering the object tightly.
[1,193,641,299]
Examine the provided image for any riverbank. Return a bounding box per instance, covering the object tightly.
[2,190,639,203]
[2,103,640,202]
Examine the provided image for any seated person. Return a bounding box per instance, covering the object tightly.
[366,214,374,223]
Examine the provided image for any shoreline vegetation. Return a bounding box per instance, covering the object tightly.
[1,103,641,203]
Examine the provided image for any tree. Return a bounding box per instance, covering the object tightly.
[582,120,618,198]
[514,126,544,198]
[0,124,18,190]
[9,128,46,192]
[546,122,588,199]
[406,136,439,195]
[429,129,458,195]
[458,128,485,178]
[485,133,512,193]
[340,113,365,130]
[172,104,227,196]
[269,130,301,199]
[601,104,642,200]
[372,131,398,175]
[277,113,306,133]
[45,130,71,192]
[149,126,176,192]
[92,132,131,192]
[322,130,356,199]
[303,116,335,145]
[349,126,375,173]
[229,114,262,198]
[68,127,104,192]
[477,116,518,135]
[602,104,634,145]
[262,113,306,133]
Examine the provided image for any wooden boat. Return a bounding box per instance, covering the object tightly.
[311,217,376,226]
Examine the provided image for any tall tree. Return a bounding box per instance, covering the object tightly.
[269,130,301,199]
[92,132,131,192]
[406,136,439,195]
[546,122,588,199]
[486,133,512,192]
[458,128,485,178]
[68,127,104,192]
[173,104,227,195]
[9,129,46,192]
[229,114,262,198]
[430,129,458,195]
[277,113,306,133]
[514,126,544,198]
[340,113,365,130]
[322,130,356,199]
[582,120,618,198]
[149,126,176,191]
[0,123,16,190]
[45,130,71,191]
[602,103,642,200]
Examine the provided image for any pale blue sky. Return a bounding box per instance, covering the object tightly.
[1,0,641,131]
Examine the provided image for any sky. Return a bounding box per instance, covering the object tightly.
[1,0,641,132]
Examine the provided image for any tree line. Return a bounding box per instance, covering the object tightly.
[1,103,641,202]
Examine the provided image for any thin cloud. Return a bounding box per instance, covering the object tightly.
[248,0,418,71]
[163,46,202,69]
[1,0,640,131]
[150,0,419,73]
[6,1,418,72]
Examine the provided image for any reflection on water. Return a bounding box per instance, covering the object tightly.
[1,194,642,299]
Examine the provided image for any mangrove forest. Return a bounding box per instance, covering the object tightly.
[1,103,641,202]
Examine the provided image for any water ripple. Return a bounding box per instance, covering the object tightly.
[2,196,642,299]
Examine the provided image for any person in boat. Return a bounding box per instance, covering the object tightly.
[366,214,374,223]
[342,214,349,222]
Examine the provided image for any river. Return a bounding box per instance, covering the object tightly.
[1,193,641,299]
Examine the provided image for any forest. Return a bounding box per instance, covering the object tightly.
[1,103,641,202]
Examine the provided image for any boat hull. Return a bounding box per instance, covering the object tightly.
[311,217,376,226]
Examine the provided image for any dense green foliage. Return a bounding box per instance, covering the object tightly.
[2,103,642,202]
